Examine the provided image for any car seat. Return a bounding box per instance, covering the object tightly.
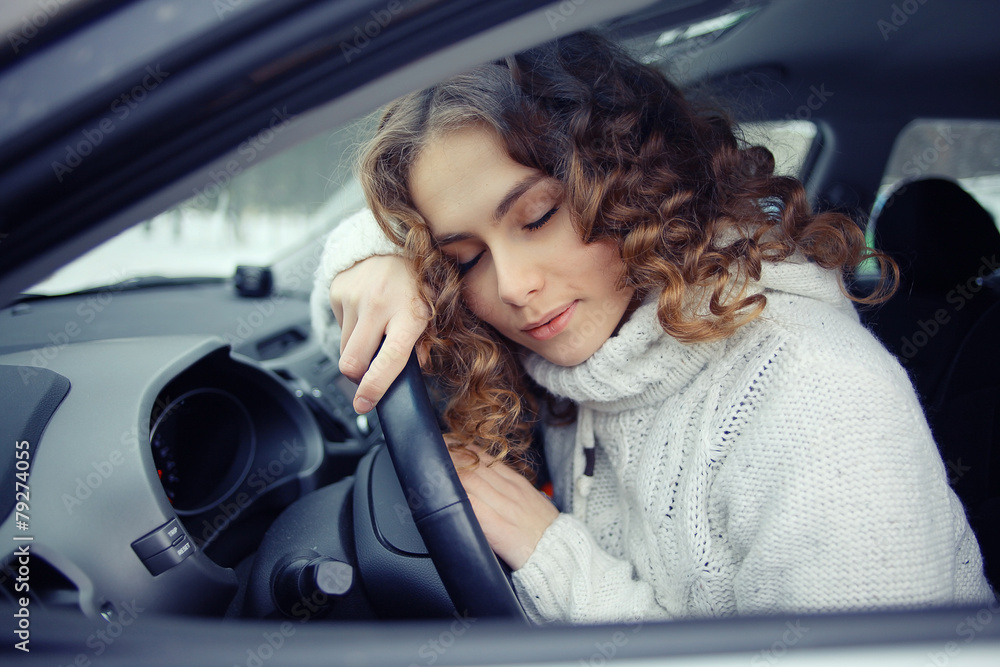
[863,177,1000,410]
[931,299,1000,589]
[864,177,1000,590]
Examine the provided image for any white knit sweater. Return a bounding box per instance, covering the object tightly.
[312,209,996,623]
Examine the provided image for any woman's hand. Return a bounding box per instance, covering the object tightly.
[450,445,559,570]
[330,255,430,414]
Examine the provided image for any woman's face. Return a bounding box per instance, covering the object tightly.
[409,126,635,366]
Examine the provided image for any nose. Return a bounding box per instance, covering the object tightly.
[493,248,542,307]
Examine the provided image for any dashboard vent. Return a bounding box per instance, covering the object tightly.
[256,327,306,360]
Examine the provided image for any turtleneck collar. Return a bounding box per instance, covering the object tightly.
[522,257,849,412]
[523,294,719,412]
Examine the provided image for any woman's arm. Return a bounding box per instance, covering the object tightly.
[310,209,429,413]
[720,362,996,615]
[512,513,676,624]
[454,445,675,624]
[451,446,559,570]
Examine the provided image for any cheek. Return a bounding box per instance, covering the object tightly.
[585,241,626,285]
[460,275,500,325]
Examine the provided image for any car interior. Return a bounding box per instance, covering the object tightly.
[1,0,999,664]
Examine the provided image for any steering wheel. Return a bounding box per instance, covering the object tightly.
[375,350,526,620]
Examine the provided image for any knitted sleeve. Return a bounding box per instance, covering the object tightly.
[719,353,996,614]
[512,513,677,624]
[309,208,402,361]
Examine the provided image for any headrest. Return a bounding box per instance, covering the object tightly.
[871,178,1000,292]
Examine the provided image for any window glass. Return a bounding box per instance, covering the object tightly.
[28,117,373,295]
[739,120,818,177]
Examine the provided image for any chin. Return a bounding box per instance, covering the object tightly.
[532,340,602,367]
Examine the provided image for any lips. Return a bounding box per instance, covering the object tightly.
[523,301,577,341]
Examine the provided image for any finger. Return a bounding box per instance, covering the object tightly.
[483,457,527,484]
[460,476,515,536]
[337,308,358,358]
[458,459,527,512]
[328,282,346,328]
[338,312,385,386]
[450,446,530,501]
[462,478,550,571]
[469,448,534,490]
[462,493,506,545]
[352,323,424,413]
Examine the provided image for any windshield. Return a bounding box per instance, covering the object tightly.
[27,119,372,296]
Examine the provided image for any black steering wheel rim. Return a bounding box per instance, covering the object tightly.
[374,350,526,620]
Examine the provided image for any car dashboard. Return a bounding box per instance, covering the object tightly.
[0,281,374,620]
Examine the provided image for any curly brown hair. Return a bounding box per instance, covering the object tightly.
[358,32,895,476]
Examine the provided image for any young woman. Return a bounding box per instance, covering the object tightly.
[310,33,995,623]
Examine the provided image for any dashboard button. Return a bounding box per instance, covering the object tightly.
[142,537,195,576]
[131,518,185,559]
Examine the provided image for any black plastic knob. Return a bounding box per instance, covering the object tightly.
[306,558,353,596]
[271,551,354,618]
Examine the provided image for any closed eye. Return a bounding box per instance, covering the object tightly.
[456,206,558,276]
[457,250,485,276]
[524,207,558,231]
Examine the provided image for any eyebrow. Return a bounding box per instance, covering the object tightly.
[494,173,545,222]
[435,172,546,247]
